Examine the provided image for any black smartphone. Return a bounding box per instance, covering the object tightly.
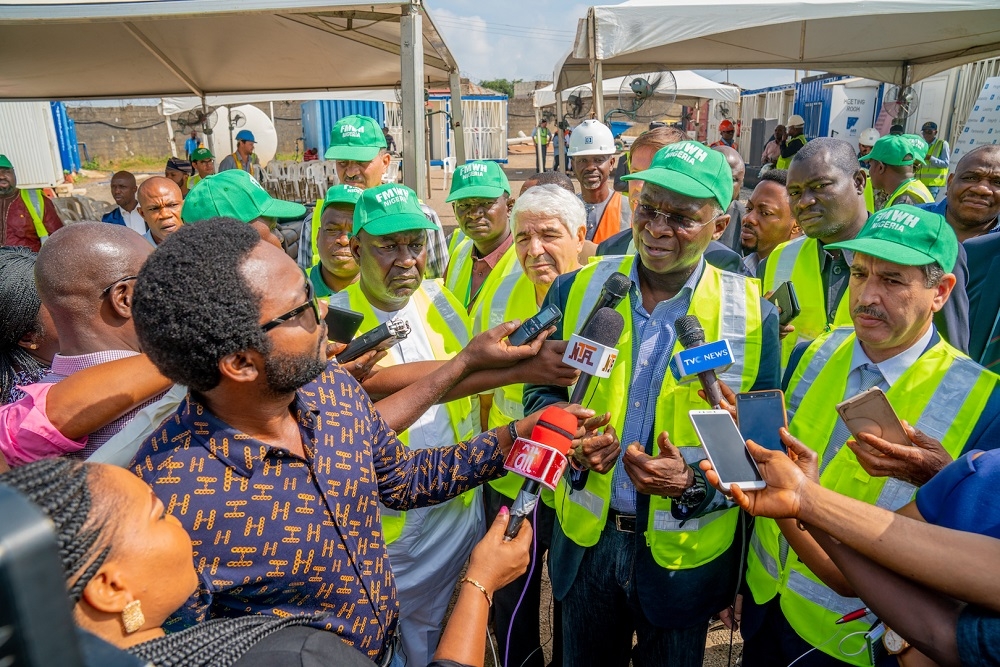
[507,305,562,347]
[767,281,801,326]
[336,318,411,363]
[735,390,788,452]
[325,305,365,344]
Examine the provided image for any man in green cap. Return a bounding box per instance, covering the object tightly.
[741,204,1000,667]
[443,160,517,311]
[188,147,215,189]
[181,169,305,252]
[319,114,449,279]
[0,154,64,251]
[861,135,934,209]
[522,141,781,667]
[310,183,362,297]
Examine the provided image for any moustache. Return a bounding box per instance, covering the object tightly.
[853,305,887,321]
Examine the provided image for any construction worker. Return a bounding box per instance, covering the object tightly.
[187,147,215,188]
[857,128,880,213]
[916,121,950,199]
[524,141,780,667]
[443,160,516,311]
[0,154,64,251]
[531,119,551,172]
[310,184,363,296]
[861,135,934,209]
[218,129,259,176]
[328,183,482,667]
[569,119,632,244]
[776,114,807,169]
[319,114,449,279]
[742,205,1000,667]
[760,138,968,364]
[711,119,738,149]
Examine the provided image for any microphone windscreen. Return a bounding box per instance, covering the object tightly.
[674,315,706,349]
[580,307,625,348]
[605,271,631,300]
[530,406,576,455]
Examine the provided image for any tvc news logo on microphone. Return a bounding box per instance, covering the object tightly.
[668,339,734,383]
[563,334,619,378]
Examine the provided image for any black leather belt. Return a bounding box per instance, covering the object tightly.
[608,509,636,533]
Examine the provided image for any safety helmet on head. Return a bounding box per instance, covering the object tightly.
[859,128,880,147]
[568,119,616,156]
[787,114,805,128]
[719,119,735,132]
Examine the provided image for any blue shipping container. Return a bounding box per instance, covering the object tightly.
[301,100,386,158]
[50,101,81,173]
[793,75,850,140]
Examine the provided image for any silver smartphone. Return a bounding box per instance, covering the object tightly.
[689,409,766,491]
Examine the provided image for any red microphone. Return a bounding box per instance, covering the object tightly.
[503,406,576,540]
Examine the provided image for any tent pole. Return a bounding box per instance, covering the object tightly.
[401,3,428,199]
[449,69,467,165]
[534,106,544,172]
[555,94,566,172]
[588,10,605,121]
[165,114,178,158]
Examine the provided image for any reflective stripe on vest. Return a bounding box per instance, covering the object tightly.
[764,331,996,666]
[762,236,852,367]
[20,189,49,244]
[885,178,933,208]
[310,199,323,267]
[862,170,875,214]
[556,256,764,570]
[444,237,475,304]
[917,140,947,188]
[328,279,477,544]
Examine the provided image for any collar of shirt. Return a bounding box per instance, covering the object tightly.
[628,255,706,318]
[179,391,320,478]
[50,349,139,377]
[472,231,513,266]
[848,325,935,387]
[817,240,853,273]
[309,263,334,298]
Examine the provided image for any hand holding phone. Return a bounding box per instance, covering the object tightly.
[835,387,909,446]
[507,305,562,347]
[735,390,788,452]
[690,409,765,490]
[337,318,410,363]
[767,281,801,326]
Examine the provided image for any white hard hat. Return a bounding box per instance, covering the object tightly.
[859,127,880,147]
[787,114,805,127]
[568,119,616,156]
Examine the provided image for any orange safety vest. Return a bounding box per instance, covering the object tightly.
[593,191,624,245]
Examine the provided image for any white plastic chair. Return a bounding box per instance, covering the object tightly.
[382,158,402,184]
[439,157,456,191]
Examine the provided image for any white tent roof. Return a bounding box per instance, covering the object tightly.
[160,90,399,116]
[533,69,739,107]
[0,0,459,100]
[554,0,1000,91]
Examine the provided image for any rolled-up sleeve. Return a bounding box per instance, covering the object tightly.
[0,383,87,466]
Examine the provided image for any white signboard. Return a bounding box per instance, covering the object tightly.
[828,85,878,151]
[952,76,1000,167]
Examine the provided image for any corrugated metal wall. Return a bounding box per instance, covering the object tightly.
[0,101,64,187]
[301,100,386,157]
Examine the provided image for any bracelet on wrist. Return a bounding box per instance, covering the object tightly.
[459,577,493,607]
[507,421,519,444]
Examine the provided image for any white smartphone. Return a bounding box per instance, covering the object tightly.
[689,409,766,491]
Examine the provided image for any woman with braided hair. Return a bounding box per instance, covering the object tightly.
[1,458,532,667]
[0,246,58,404]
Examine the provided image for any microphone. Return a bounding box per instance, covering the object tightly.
[577,271,631,336]
[504,406,578,540]
[673,315,730,409]
[565,307,626,405]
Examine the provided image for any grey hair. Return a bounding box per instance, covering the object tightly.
[511,184,587,237]
[921,262,945,288]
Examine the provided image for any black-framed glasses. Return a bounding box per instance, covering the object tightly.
[100,275,139,297]
[260,281,321,332]
[635,203,717,232]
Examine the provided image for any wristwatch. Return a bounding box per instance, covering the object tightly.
[883,628,910,655]
[676,468,707,509]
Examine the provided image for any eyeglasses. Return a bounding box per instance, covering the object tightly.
[100,275,139,297]
[260,281,321,332]
[635,203,717,231]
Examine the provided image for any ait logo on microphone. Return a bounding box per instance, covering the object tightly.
[563,334,619,378]
[504,438,569,490]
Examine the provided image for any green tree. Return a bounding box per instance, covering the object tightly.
[478,78,522,98]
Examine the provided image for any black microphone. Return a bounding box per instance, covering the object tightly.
[674,315,725,409]
[577,271,631,336]
[569,307,626,404]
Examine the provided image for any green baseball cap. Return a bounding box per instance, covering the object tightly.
[0,155,12,169]
[902,134,929,163]
[445,160,511,202]
[324,115,387,161]
[826,204,958,272]
[321,184,363,212]
[353,183,438,237]
[190,147,214,161]
[181,169,306,224]
[621,141,733,210]
[859,135,916,166]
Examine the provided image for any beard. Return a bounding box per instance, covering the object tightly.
[263,344,329,395]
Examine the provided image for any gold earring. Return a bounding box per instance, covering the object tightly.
[29,343,38,350]
[122,599,145,634]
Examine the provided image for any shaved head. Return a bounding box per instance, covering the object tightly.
[138,176,180,204]
[110,171,138,210]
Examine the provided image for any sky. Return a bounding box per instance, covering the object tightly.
[428,0,796,91]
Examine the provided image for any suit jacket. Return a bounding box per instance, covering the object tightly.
[965,234,1000,363]
[101,208,126,226]
[596,229,751,276]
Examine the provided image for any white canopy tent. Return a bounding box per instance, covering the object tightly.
[0,0,467,196]
[554,0,1000,119]
[532,70,739,108]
